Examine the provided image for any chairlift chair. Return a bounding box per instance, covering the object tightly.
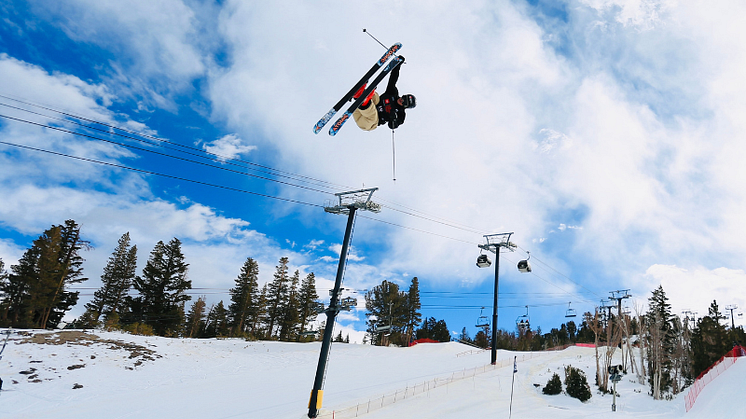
[516,306,530,330]
[517,251,532,273]
[476,253,492,268]
[475,307,489,328]
[565,302,577,318]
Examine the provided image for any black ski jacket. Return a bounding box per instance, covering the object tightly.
[376,65,406,129]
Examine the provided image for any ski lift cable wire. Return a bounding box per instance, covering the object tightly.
[0,95,351,191]
[0,113,339,197]
[0,101,342,192]
[0,141,326,209]
[514,244,604,300]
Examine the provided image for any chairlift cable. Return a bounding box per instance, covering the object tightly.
[0,100,341,191]
[0,141,325,208]
[0,113,338,197]
[0,95,351,191]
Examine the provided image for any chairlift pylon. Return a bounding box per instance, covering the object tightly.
[475,307,489,328]
[517,251,532,273]
[565,302,577,318]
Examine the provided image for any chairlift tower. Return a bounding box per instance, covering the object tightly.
[682,310,697,329]
[308,188,381,419]
[599,298,616,343]
[609,290,631,370]
[476,232,516,365]
[725,305,739,329]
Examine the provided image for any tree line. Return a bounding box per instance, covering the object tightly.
[2,222,743,401]
[0,221,322,341]
[456,285,744,400]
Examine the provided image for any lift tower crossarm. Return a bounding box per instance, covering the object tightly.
[324,187,381,214]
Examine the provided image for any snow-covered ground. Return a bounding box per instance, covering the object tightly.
[0,330,742,418]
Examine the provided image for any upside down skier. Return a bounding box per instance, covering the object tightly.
[352,57,416,132]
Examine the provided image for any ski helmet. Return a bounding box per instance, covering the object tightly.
[401,94,416,109]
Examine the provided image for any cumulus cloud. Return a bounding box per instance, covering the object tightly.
[640,264,745,327]
[22,0,212,107]
[200,134,256,161]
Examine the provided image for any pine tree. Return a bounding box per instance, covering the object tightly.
[254,284,269,338]
[205,301,229,337]
[691,300,729,377]
[264,257,290,339]
[228,257,260,337]
[278,270,300,341]
[0,220,89,328]
[415,317,450,342]
[565,365,592,402]
[131,238,191,336]
[1,248,36,326]
[0,258,10,325]
[297,273,319,335]
[474,329,489,348]
[646,285,675,399]
[543,373,563,395]
[185,297,207,338]
[403,277,422,346]
[82,233,137,327]
[458,327,472,343]
[365,280,407,346]
[567,320,577,342]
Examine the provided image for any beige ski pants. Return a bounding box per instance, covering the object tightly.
[352,93,380,131]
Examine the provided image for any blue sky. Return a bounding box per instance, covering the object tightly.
[1,0,745,342]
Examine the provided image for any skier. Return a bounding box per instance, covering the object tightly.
[352,57,416,132]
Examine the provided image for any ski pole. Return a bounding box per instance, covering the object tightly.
[391,129,397,182]
[363,29,388,50]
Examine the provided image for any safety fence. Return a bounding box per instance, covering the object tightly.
[684,345,746,412]
[317,351,543,419]
[455,348,487,357]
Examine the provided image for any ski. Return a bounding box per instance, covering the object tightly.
[313,43,402,134]
[328,56,404,136]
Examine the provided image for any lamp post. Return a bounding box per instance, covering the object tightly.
[308,188,381,418]
[476,232,515,365]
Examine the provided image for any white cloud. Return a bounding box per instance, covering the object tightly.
[0,238,25,268]
[328,244,365,262]
[0,55,115,121]
[26,0,211,107]
[304,239,325,251]
[200,134,256,161]
[640,264,746,327]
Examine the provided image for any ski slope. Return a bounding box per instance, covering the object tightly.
[0,330,742,418]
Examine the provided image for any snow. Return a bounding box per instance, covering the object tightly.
[0,330,743,418]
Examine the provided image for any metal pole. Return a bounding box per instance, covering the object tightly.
[491,251,500,365]
[308,206,357,418]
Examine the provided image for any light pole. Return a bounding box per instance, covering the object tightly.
[308,188,381,418]
[476,232,515,365]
